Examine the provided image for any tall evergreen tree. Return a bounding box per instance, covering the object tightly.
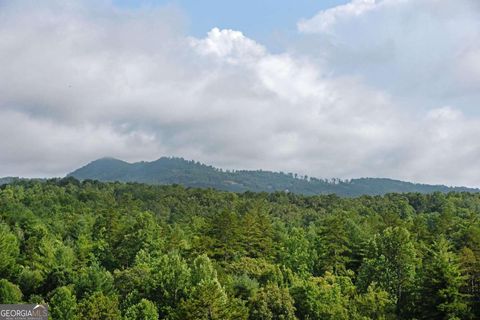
[417,237,469,319]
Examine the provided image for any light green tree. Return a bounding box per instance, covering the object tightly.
[181,279,233,320]
[0,279,22,304]
[249,283,297,320]
[291,273,350,319]
[276,226,316,276]
[124,299,158,320]
[353,284,395,320]
[0,223,19,278]
[49,286,77,320]
[135,251,191,318]
[182,254,248,319]
[357,227,417,314]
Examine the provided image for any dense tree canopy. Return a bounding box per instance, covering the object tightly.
[0,179,479,319]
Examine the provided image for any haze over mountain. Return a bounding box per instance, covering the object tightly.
[66,157,479,197]
[0,177,15,185]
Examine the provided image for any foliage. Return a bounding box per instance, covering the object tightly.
[68,157,479,196]
[0,179,478,319]
[77,292,121,320]
[0,279,22,304]
[124,299,158,320]
[49,286,77,320]
[249,283,296,320]
[357,227,417,313]
[416,237,470,319]
[0,223,20,278]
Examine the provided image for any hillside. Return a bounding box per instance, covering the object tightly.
[67,157,479,196]
[0,179,479,319]
[0,177,16,185]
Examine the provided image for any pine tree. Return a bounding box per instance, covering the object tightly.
[418,237,470,319]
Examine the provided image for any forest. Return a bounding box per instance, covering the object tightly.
[67,157,479,197]
[0,178,479,319]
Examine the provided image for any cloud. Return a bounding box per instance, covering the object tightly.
[294,0,480,186]
[190,28,266,62]
[0,0,480,187]
[297,0,480,107]
[298,0,378,33]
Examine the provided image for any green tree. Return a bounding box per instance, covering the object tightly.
[357,227,417,314]
[0,279,22,303]
[124,299,158,320]
[191,254,217,285]
[49,286,77,320]
[135,251,191,318]
[314,213,352,275]
[228,257,285,287]
[183,254,247,319]
[113,211,163,268]
[353,284,395,320]
[230,274,259,301]
[459,246,480,318]
[74,261,115,299]
[291,273,350,319]
[77,292,121,320]
[239,209,273,259]
[249,283,297,320]
[276,226,316,276]
[0,223,19,278]
[204,210,243,261]
[180,279,247,320]
[18,267,44,298]
[418,237,469,319]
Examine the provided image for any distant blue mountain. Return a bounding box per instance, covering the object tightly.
[0,177,17,185]
[65,157,479,196]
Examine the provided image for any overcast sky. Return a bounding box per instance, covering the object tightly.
[1,0,480,187]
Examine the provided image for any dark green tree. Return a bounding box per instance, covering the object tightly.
[77,292,121,320]
[417,237,469,319]
[314,213,352,275]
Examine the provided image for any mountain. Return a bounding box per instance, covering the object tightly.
[66,157,479,196]
[0,177,17,185]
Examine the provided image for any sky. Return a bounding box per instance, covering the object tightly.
[1,0,480,187]
[113,0,349,40]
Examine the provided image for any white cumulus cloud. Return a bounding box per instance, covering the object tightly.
[0,0,480,187]
[298,0,379,33]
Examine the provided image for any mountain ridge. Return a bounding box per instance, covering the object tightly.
[65,157,479,196]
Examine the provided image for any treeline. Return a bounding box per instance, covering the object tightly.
[68,157,479,196]
[0,178,479,319]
